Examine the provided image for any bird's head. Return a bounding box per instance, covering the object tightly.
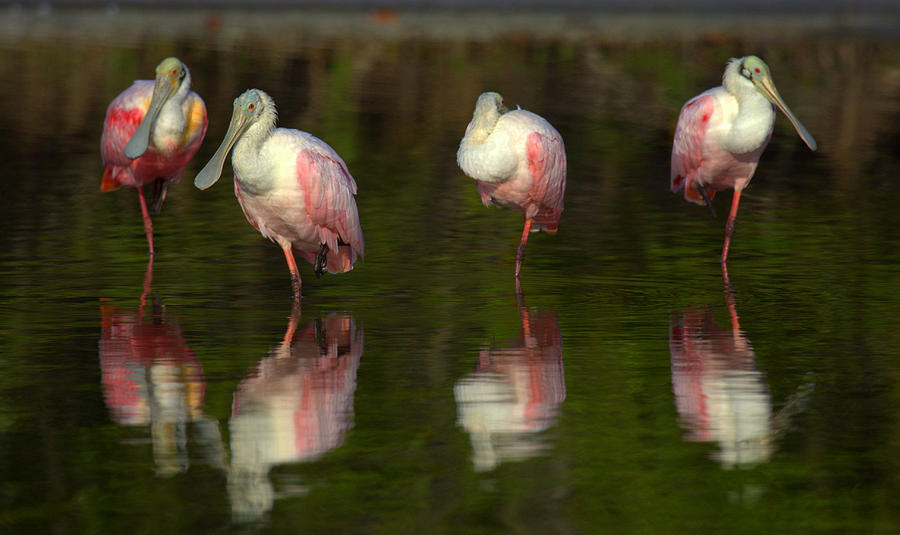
[194,89,276,190]
[475,92,509,119]
[124,57,190,159]
[156,57,188,92]
[727,56,817,151]
[465,92,510,140]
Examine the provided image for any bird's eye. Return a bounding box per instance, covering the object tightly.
[248,103,255,110]
[754,67,761,73]
[171,68,178,76]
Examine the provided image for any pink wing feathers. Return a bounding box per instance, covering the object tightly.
[295,148,365,273]
[526,131,566,233]
[100,81,207,191]
[671,94,715,206]
[101,82,152,190]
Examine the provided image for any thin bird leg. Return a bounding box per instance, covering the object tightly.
[282,245,302,301]
[721,263,741,334]
[137,186,155,255]
[721,264,751,353]
[314,243,328,279]
[281,310,300,351]
[698,186,717,217]
[721,257,733,290]
[139,254,154,314]
[720,189,743,264]
[515,218,534,279]
[519,301,536,347]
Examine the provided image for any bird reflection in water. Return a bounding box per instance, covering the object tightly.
[669,270,811,469]
[454,292,565,471]
[228,313,363,523]
[99,257,224,476]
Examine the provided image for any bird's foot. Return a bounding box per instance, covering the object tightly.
[698,187,717,217]
[150,179,168,214]
[314,244,328,279]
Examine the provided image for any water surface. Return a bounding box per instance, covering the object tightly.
[2,8,900,534]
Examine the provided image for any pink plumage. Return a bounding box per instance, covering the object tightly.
[101,83,206,190]
[458,92,567,279]
[670,56,816,265]
[100,58,207,255]
[194,89,364,301]
[671,92,768,206]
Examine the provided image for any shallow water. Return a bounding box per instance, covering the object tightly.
[2,8,900,534]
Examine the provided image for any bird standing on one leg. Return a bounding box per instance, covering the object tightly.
[101,57,207,255]
[457,92,566,279]
[193,89,364,301]
[670,56,817,265]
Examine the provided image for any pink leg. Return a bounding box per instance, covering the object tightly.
[721,262,741,334]
[281,310,300,350]
[139,254,154,314]
[515,218,534,279]
[282,245,302,301]
[137,187,155,255]
[720,189,742,264]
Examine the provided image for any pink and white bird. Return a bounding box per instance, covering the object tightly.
[101,57,208,255]
[193,89,364,301]
[457,92,566,279]
[671,56,817,264]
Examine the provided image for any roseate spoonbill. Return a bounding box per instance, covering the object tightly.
[100,57,208,255]
[457,92,566,279]
[193,89,364,300]
[671,56,817,264]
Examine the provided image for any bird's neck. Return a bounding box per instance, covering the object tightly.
[150,76,193,151]
[232,111,278,192]
[463,112,501,146]
[457,113,518,184]
[724,89,775,155]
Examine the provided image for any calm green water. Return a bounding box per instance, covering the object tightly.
[2,9,900,534]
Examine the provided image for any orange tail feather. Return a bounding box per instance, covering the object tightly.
[101,167,121,192]
[532,206,560,234]
[296,245,357,274]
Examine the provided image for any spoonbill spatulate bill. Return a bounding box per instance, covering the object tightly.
[670,56,816,264]
[194,89,364,301]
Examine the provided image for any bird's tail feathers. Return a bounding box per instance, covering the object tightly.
[100,167,122,192]
[532,205,560,234]
[684,180,715,207]
[297,244,358,275]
